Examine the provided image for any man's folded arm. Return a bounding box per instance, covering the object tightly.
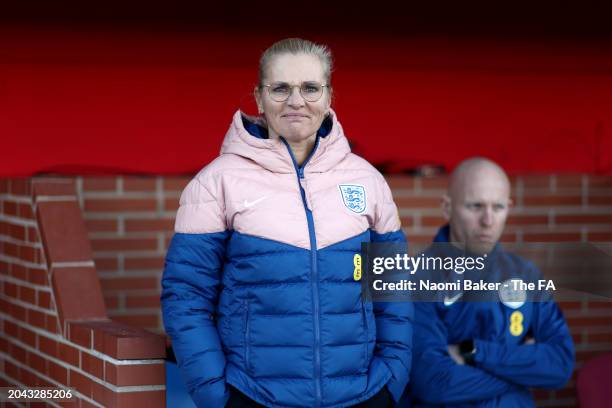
[411,302,516,405]
[473,300,575,389]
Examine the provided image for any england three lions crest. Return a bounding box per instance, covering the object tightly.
[339,184,367,213]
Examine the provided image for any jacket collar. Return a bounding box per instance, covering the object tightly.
[220,109,350,174]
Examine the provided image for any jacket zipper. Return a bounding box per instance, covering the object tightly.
[280,136,322,407]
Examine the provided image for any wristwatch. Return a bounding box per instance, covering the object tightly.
[459,339,477,366]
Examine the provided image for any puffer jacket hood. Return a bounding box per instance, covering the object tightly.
[220,109,351,174]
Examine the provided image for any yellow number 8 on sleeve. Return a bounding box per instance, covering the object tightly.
[509,310,524,336]
[353,254,362,281]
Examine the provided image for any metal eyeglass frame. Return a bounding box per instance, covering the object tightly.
[262,82,330,102]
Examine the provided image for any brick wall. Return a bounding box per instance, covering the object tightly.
[0,179,166,407]
[3,174,610,406]
[76,177,184,334]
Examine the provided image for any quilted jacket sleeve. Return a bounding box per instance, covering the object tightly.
[161,175,230,408]
[370,177,414,403]
[472,262,575,389]
[473,300,575,388]
[410,302,517,404]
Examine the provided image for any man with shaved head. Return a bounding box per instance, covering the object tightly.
[444,158,512,255]
[407,157,575,407]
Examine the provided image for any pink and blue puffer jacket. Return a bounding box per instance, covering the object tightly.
[161,110,413,408]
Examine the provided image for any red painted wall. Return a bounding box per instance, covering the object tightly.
[2,28,611,175]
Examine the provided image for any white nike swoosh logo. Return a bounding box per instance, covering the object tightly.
[243,197,267,208]
[443,292,463,307]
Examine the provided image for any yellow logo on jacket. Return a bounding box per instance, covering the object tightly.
[509,311,524,336]
[353,254,362,281]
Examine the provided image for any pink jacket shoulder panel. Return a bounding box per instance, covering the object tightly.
[174,110,403,249]
[174,157,228,234]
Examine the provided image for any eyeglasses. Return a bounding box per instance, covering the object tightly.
[262,81,329,102]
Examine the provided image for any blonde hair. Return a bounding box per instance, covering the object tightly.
[258,38,333,87]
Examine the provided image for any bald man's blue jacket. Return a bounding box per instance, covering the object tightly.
[408,225,575,408]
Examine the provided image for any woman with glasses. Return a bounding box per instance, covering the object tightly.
[161,38,413,408]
